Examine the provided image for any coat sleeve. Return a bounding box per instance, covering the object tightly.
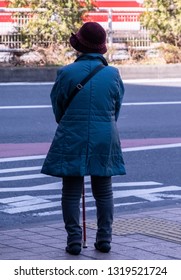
[115,70,125,121]
[50,68,65,123]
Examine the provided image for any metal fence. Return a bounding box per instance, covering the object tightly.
[0,33,23,49]
[0,31,151,50]
[113,29,151,50]
[0,32,53,49]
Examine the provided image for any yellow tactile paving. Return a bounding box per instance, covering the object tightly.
[87,217,181,244]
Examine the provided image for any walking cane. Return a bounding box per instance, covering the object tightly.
[82,181,88,248]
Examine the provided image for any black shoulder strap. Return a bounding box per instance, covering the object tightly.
[64,64,105,113]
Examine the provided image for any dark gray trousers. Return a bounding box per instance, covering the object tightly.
[62,176,113,246]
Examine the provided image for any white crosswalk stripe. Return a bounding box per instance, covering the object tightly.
[0,166,42,174]
[0,156,181,217]
[0,173,48,181]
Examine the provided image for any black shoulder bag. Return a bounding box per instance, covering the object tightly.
[62,63,106,114]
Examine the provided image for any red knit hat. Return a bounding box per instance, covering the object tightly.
[70,22,107,54]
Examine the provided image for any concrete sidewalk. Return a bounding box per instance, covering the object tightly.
[1,206,181,260]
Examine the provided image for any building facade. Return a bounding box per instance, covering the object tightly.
[0,0,144,34]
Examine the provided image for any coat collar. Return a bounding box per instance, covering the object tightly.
[74,53,108,66]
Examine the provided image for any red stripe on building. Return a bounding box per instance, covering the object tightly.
[93,0,141,8]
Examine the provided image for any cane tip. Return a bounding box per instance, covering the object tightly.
[82,242,88,248]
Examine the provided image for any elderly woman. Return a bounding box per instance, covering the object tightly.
[41,22,126,255]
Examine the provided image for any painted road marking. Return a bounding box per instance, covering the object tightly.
[1,79,181,86]
[86,185,181,201]
[115,185,181,201]
[123,101,181,106]
[0,105,51,109]
[0,101,181,110]
[0,82,54,86]
[4,201,61,214]
[0,142,181,165]
[0,173,48,181]
[35,184,181,216]
[34,210,62,216]
[123,78,181,84]
[0,181,161,193]
[0,195,37,204]
[0,155,45,162]
[108,181,162,187]
[1,196,48,207]
[0,143,180,217]
[0,182,60,192]
[0,166,42,174]
[123,143,181,152]
[0,139,180,158]
[0,181,181,215]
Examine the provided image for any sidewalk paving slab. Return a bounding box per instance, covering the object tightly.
[0,206,181,260]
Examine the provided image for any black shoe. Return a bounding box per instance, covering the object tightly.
[94,241,111,253]
[66,243,81,255]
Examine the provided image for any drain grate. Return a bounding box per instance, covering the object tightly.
[87,217,181,244]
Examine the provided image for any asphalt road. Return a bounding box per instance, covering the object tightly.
[0,79,181,229]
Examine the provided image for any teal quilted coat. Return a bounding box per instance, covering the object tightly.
[41,53,126,177]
